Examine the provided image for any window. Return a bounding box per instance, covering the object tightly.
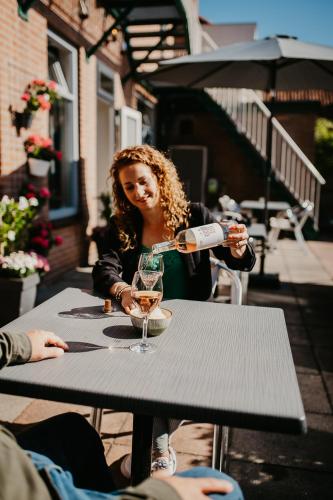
[137,96,155,145]
[120,106,142,149]
[48,31,79,220]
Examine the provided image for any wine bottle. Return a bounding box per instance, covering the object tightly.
[152,222,232,254]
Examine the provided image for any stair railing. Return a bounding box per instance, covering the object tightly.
[206,88,325,229]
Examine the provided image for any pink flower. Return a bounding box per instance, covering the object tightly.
[55,151,62,161]
[37,95,51,110]
[40,229,49,238]
[39,187,51,199]
[31,236,44,246]
[54,235,63,246]
[42,137,52,148]
[27,183,36,192]
[32,79,46,86]
[21,93,31,101]
[48,80,57,90]
[25,192,36,199]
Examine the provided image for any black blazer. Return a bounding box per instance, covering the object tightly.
[92,203,256,301]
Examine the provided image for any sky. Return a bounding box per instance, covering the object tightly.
[199,0,333,47]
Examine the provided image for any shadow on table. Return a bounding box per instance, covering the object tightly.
[58,306,126,319]
[103,325,138,340]
[66,341,107,353]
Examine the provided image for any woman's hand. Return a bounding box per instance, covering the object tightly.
[121,288,136,315]
[226,223,249,259]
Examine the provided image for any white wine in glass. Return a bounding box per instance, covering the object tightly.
[130,271,163,353]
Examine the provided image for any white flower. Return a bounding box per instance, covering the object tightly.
[28,197,39,207]
[7,230,16,241]
[1,195,10,205]
[18,196,29,210]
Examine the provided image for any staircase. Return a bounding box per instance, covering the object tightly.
[206,88,326,229]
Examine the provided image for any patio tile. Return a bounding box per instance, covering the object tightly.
[314,348,333,373]
[297,374,331,414]
[175,451,211,471]
[287,325,310,346]
[109,413,133,446]
[100,410,131,448]
[230,413,333,472]
[308,326,333,347]
[322,372,333,409]
[228,460,333,500]
[171,422,213,457]
[0,394,32,422]
[291,346,319,374]
[14,399,91,425]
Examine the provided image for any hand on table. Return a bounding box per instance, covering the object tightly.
[27,329,68,362]
[161,475,233,499]
[226,223,249,259]
[121,289,137,315]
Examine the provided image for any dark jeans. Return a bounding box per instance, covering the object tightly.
[18,412,243,499]
[17,412,114,492]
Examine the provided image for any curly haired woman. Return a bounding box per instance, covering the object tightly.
[92,144,256,478]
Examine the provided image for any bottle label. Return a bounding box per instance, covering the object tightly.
[189,223,225,250]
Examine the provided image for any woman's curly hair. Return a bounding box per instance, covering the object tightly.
[110,145,189,251]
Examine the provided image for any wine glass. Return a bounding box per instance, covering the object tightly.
[138,253,164,275]
[130,271,163,353]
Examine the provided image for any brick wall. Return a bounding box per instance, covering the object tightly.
[0,0,136,279]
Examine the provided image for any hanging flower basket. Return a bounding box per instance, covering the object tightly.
[28,158,51,177]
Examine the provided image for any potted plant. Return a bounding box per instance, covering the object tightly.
[10,79,61,136]
[21,79,60,113]
[0,251,42,326]
[0,191,63,326]
[24,135,62,177]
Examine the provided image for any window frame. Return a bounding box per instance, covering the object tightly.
[47,29,79,221]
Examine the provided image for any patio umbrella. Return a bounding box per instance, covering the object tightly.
[145,35,333,225]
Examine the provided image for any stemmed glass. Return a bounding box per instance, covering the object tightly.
[138,253,164,275]
[130,271,163,353]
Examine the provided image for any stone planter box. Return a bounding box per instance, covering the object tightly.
[0,273,40,327]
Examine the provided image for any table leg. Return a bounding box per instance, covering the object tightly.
[131,414,153,486]
[212,425,229,472]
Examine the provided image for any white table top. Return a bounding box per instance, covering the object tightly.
[0,288,306,434]
[240,200,291,211]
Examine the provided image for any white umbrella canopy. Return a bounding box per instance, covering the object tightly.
[147,36,333,90]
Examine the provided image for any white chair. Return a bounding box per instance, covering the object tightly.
[218,195,244,222]
[268,200,314,254]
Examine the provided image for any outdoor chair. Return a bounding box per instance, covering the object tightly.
[218,195,251,225]
[268,200,314,254]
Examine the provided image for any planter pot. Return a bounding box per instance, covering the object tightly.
[0,273,40,327]
[28,158,51,177]
[9,108,33,136]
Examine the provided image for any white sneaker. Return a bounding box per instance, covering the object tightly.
[151,447,177,476]
[120,447,177,479]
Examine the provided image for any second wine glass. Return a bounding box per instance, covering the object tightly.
[138,253,164,275]
[130,271,163,353]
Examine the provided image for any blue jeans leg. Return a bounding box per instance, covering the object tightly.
[176,467,244,500]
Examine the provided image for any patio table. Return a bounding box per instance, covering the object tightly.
[240,200,291,213]
[0,288,306,485]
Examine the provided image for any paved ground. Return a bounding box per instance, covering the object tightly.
[0,238,332,498]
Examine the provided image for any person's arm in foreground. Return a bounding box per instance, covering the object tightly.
[117,474,234,500]
[0,329,68,369]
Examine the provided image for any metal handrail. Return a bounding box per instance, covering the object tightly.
[206,87,326,228]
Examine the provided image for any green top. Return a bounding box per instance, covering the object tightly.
[141,245,188,299]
